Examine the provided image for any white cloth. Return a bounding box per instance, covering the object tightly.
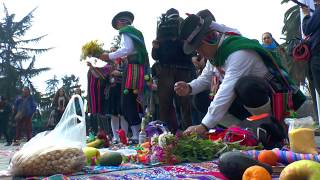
[111,115,120,140]
[109,33,135,60]
[120,116,129,135]
[188,50,269,129]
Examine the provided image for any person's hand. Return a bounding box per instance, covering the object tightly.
[183,124,207,136]
[86,61,92,67]
[99,53,110,61]
[152,40,159,48]
[174,81,191,96]
[301,6,310,16]
[111,70,122,76]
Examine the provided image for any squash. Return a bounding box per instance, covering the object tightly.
[100,152,123,166]
[218,151,272,180]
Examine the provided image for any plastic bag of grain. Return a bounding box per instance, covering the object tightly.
[9,95,87,176]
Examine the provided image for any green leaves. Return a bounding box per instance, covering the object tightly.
[170,134,263,163]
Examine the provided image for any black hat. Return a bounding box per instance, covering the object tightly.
[166,8,179,17]
[196,9,215,21]
[111,11,134,29]
[180,14,213,54]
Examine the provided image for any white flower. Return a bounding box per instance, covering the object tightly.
[158,132,174,148]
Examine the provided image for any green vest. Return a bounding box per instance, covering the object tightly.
[210,36,306,110]
[119,25,148,65]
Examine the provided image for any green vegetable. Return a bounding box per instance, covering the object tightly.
[171,134,262,163]
[100,152,123,166]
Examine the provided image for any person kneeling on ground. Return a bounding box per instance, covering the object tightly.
[174,11,306,136]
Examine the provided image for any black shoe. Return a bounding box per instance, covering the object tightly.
[5,142,11,146]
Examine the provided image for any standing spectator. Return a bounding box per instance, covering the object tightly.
[261,32,289,70]
[13,87,37,145]
[48,88,70,128]
[107,47,129,143]
[152,8,196,133]
[74,87,84,115]
[149,62,161,121]
[86,61,111,135]
[302,1,320,121]
[0,96,12,146]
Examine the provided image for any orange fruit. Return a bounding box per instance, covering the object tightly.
[242,165,272,180]
[258,150,278,166]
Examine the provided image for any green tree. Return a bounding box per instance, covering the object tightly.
[281,0,301,42]
[280,0,308,86]
[45,75,59,95]
[61,74,80,96]
[0,4,51,101]
[38,75,60,127]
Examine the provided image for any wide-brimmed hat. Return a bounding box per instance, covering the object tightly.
[112,11,134,29]
[196,9,215,21]
[180,14,213,54]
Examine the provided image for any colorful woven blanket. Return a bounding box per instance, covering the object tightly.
[67,161,227,180]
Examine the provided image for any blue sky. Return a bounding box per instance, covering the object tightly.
[1,0,294,94]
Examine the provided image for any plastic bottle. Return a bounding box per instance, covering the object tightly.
[139,130,147,144]
[139,117,147,144]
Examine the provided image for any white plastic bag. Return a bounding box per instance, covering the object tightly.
[9,95,87,176]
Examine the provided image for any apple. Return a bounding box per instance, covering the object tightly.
[280,160,320,180]
[83,147,101,165]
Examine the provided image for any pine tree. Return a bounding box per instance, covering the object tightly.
[0,4,51,101]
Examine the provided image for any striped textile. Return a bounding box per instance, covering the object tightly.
[125,64,144,91]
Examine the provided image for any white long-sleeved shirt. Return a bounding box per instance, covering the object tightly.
[109,33,135,60]
[188,50,269,129]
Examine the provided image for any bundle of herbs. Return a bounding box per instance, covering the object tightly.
[151,133,262,164]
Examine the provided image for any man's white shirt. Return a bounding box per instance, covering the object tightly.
[109,34,135,60]
[188,50,269,128]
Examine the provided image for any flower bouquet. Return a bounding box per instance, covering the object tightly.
[80,40,104,60]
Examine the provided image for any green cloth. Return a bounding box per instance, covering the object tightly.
[210,35,306,110]
[119,25,148,64]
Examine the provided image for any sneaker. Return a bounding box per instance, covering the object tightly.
[5,142,11,146]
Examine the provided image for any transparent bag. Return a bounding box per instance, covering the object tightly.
[285,116,317,154]
[9,95,87,176]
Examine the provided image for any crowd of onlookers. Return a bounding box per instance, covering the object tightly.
[0,87,36,146]
[0,87,83,146]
